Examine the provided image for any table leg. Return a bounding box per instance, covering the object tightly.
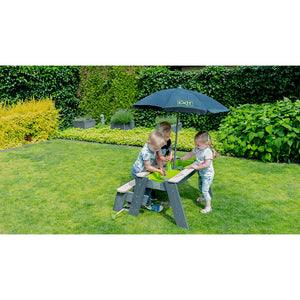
[129,177,149,216]
[113,192,126,211]
[165,182,189,230]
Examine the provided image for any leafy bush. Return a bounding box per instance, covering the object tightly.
[0,97,60,150]
[0,66,80,128]
[218,98,300,163]
[78,66,143,124]
[111,109,134,123]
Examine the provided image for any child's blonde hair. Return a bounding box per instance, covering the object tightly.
[157,121,171,135]
[148,131,165,148]
[195,131,219,159]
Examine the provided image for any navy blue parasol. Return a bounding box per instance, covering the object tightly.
[132,86,230,168]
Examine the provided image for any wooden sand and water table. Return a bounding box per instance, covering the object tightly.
[113,159,197,229]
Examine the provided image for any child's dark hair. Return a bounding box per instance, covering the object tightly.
[194,131,219,159]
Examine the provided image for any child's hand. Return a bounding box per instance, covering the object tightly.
[180,157,185,162]
[159,169,167,176]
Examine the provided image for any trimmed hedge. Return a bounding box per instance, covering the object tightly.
[0,66,80,128]
[218,98,300,163]
[134,66,300,130]
[78,66,143,124]
[0,97,60,150]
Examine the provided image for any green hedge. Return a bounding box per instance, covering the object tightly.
[0,66,80,128]
[134,66,300,130]
[218,98,300,163]
[78,66,143,124]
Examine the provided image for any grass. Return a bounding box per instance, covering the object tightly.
[0,140,299,234]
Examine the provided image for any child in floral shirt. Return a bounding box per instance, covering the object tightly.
[131,131,166,212]
[180,131,219,214]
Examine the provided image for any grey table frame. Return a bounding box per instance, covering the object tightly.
[114,169,197,230]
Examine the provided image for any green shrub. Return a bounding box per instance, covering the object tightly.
[111,109,134,123]
[78,66,143,124]
[0,97,60,150]
[218,98,300,163]
[0,66,80,128]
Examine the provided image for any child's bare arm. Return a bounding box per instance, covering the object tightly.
[155,153,167,175]
[166,149,172,161]
[157,150,168,162]
[180,152,195,162]
[145,160,166,176]
[185,159,211,170]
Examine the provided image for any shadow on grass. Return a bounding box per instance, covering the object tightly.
[160,210,177,226]
[154,183,204,227]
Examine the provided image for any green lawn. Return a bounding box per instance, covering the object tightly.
[0,140,299,234]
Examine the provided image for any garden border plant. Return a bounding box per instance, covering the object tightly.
[0,97,60,150]
[54,125,222,153]
[218,97,300,163]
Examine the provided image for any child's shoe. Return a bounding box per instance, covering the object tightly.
[200,207,212,214]
[144,204,163,212]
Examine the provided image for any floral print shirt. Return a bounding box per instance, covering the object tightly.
[132,143,157,175]
[193,146,214,176]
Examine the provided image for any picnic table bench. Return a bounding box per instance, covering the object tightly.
[113,167,197,230]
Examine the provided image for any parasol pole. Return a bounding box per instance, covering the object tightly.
[173,113,179,169]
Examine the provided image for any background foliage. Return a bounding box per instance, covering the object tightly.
[78,66,143,124]
[2,65,300,163]
[2,65,299,132]
[218,98,300,163]
[134,66,300,130]
[0,66,80,127]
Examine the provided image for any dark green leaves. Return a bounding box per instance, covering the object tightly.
[218,98,300,163]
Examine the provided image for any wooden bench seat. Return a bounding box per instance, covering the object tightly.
[117,179,136,193]
[116,171,150,193]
